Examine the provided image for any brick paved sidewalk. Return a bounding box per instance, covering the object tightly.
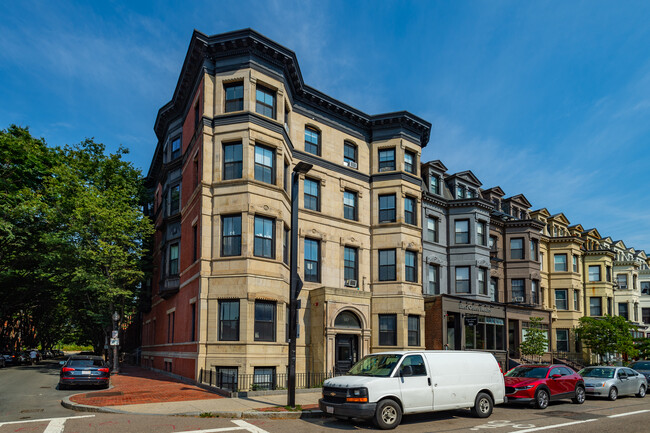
[68,365,223,407]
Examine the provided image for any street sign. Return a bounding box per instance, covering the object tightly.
[111,330,118,338]
[110,338,119,346]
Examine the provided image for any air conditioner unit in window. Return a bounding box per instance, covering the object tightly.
[513,296,524,303]
[344,279,358,288]
[343,160,358,169]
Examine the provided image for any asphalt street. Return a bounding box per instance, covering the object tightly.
[2,360,650,432]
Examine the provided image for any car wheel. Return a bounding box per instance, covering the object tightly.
[535,388,549,409]
[572,386,585,404]
[608,386,618,401]
[373,399,402,430]
[636,385,646,398]
[471,392,493,418]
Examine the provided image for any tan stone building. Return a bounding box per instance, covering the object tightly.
[142,29,431,386]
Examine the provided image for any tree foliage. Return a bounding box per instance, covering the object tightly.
[0,125,153,352]
[520,317,548,360]
[574,315,638,361]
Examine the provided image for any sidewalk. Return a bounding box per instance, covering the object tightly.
[62,365,323,419]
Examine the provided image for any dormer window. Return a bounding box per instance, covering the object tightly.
[466,189,475,198]
[430,175,440,194]
[456,185,464,199]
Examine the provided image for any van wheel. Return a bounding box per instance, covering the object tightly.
[373,399,402,430]
[471,392,493,418]
[534,388,549,409]
[572,386,585,404]
[636,385,646,398]
[608,387,618,401]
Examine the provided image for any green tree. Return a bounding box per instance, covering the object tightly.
[634,337,650,360]
[575,315,638,362]
[520,317,549,361]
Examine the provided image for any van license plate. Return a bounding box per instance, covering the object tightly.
[326,406,334,414]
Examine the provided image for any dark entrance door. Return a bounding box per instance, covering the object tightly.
[335,334,358,374]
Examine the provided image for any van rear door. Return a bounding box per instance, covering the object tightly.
[396,354,433,413]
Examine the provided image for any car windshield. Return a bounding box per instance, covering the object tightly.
[505,366,549,378]
[67,359,105,367]
[629,361,650,370]
[347,354,402,377]
[579,367,615,378]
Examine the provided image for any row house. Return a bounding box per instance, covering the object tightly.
[142,29,431,383]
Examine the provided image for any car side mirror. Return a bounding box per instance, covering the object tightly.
[400,365,413,377]
[551,374,562,379]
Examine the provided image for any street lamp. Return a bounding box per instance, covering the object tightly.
[112,311,120,373]
[288,161,312,407]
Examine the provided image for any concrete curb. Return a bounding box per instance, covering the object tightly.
[61,396,326,419]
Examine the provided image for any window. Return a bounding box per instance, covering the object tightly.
[304,127,320,156]
[404,150,415,174]
[378,194,396,223]
[642,308,650,324]
[510,238,524,259]
[215,367,238,391]
[455,220,469,244]
[456,185,464,199]
[619,303,629,320]
[555,289,568,310]
[617,274,628,289]
[572,255,578,272]
[221,215,241,256]
[255,85,275,118]
[427,264,440,295]
[284,162,289,192]
[283,227,289,265]
[642,282,650,295]
[224,82,244,112]
[379,249,396,281]
[477,222,486,246]
[590,297,602,316]
[219,300,239,341]
[190,303,196,341]
[193,155,199,189]
[378,148,395,171]
[455,267,470,293]
[378,314,397,346]
[170,184,180,214]
[466,189,476,198]
[304,178,320,211]
[426,217,438,243]
[223,142,242,180]
[194,101,201,131]
[405,251,417,283]
[167,311,175,343]
[253,367,275,390]
[430,175,439,194]
[254,144,275,184]
[554,254,567,272]
[531,280,539,304]
[490,278,498,302]
[304,238,320,282]
[540,252,544,270]
[408,315,420,346]
[588,265,601,282]
[254,300,276,341]
[344,247,358,283]
[254,216,274,259]
[606,266,612,282]
[192,224,198,262]
[343,190,357,220]
[512,279,525,301]
[478,268,487,295]
[574,290,579,311]
[171,137,181,160]
[344,141,357,166]
[169,243,179,275]
[556,329,569,352]
[404,196,416,225]
[489,235,497,250]
[530,239,538,261]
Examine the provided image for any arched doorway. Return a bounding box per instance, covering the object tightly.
[334,311,361,374]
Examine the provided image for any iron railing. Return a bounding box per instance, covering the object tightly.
[199,368,341,392]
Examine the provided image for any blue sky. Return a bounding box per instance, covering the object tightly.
[2,1,650,249]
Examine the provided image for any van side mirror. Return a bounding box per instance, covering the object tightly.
[400,365,413,377]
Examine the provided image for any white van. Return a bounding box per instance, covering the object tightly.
[319,350,505,429]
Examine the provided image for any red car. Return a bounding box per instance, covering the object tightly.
[504,364,585,409]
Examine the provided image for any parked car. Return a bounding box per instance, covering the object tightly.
[627,361,650,382]
[579,366,647,400]
[319,350,505,430]
[504,364,585,409]
[0,355,5,368]
[59,355,110,389]
[17,352,29,365]
[2,353,18,366]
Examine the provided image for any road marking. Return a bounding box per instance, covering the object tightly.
[607,409,650,418]
[0,415,95,427]
[509,419,597,432]
[232,420,270,433]
[43,418,67,433]
[179,420,269,433]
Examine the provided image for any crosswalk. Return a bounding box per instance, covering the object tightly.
[0,415,270,433]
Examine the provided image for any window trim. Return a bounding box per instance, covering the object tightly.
[253,215,275,259]
[304,238,320,283]
[223,142,243,180]
[404,196,416,226]
[405,250,418,283]
[344,141,357,166]
[455,266,470,293]
[378,314,397,346]
[255,84,276,118]
[408,315,420,346]
[555,289,568,310]
[254,300,276,342]
[343,190,357,221]
[224,81,244,113]
[404,150,416,174]
[378,194,396,223]
[510,238,524,260]
[218,299,240,341]
[378,148,396,171]
[221,214,242,257]
[254,144,276,185]
[344,246,358,282]
[378,249,397,281]
[304,177,320,212]
[454,219,470,244]
[304,126,321,156]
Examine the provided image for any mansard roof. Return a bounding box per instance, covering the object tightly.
[505,194,532,208]
[153,29,431,146]
[582,228,602,239]
[531,208,551,218]
[569,224,584,232]
[446,170,482,187]
[613,240,627,250]
[422,160,448,173]
[483,186,506,197]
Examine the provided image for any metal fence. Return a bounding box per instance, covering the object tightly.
[199,368,340,392]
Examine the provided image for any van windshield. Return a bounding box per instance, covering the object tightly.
[347,354,402,377]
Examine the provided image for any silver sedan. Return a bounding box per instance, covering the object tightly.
[579,366,647,401]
